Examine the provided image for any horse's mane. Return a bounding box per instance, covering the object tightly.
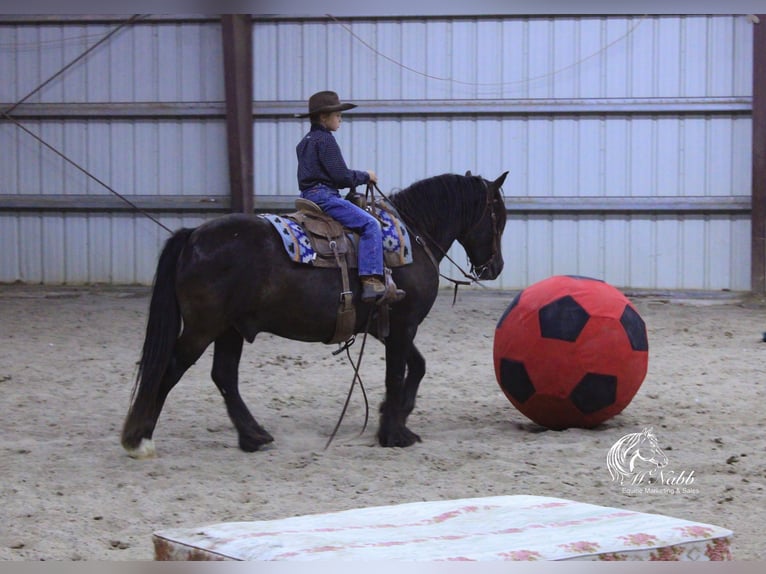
[389,173,486,232]
[607,432,642,481]
[607,427,661,483]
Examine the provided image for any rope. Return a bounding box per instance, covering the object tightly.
[326,13,647,90]
[3,14,147,116]
[0,32,135,51]
[369,182,483,292]
[1,113,173,234]
[1,14,172,234]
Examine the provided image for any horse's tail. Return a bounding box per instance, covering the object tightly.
[121,227,193,453]
[132,227,193,402]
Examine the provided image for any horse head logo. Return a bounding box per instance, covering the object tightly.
[607,427,669,485]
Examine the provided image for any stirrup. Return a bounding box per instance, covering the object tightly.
[379,285,406,305]
[380,268,406,305]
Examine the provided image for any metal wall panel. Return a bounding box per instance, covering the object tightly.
[1,119,228,197]
[0,21,224,103]
[252,15,753,101]
[0,212,216,284]
[442,214,750,291]
[250,14,753,291]
[258,115,752,200]
[1,18,227,284]
[0,15,756,290]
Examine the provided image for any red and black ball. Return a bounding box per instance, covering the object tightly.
[493,275,648,430]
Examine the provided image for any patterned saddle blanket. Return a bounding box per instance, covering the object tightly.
[262,199,413,269]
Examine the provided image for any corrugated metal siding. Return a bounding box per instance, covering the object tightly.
[252,16,752,100]
[259,114,753,198]
[0,22,224,103]
[0,213,214,284]
[1,120,227,196]
[0,116,227,284]
[0,19,226,284]
[0,15,755,289]
[443,214,750,291]
[253,14,753,291]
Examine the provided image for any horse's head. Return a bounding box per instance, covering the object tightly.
[636,427,669,469]
[458,171,508,280]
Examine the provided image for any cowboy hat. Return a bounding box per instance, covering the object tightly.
[297,91,357,118]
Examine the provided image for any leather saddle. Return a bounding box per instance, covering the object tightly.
[290,198,355,269]
[286,198,393,345]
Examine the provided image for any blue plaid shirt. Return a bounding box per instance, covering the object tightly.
[296,124,370,192]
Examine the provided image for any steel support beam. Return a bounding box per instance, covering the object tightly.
[751,16,766,294]
[251,98,752,118]
[0,194,751,214]
[0,98,751,120]
[221,14,254,214]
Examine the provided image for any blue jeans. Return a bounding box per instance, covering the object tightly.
[301,185,383,277]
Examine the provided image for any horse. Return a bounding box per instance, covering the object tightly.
[120,171,509,458]
[606,427,669,485]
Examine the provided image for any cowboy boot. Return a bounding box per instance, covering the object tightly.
[361,275,387,303]
[361,272,406,304]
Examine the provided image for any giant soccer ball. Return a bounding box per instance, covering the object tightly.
[493,275,648,430]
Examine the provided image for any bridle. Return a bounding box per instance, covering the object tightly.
[367,177,504,302]
[461,178,504,280]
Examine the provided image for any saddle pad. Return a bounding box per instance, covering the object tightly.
[153,495,732,561]
[377,206,412,266]
[261,208,413,267]
[261,214,316,264]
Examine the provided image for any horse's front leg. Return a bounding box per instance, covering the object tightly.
[378,327,424,447]
[212,328,274,452]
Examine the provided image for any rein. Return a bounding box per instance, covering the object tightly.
[325,176,502,448]
[368,180,500,304]
[325,308,374,450]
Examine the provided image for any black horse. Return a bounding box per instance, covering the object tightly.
[121,171,508,458]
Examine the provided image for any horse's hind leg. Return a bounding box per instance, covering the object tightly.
[122,330,209,458]
[211,328,274,452]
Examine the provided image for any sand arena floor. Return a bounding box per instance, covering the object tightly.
[0,285,764,560]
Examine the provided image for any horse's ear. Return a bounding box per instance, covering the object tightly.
[494,171,509,188]
[465,170,472,177]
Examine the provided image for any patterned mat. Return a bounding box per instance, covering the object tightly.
[153,495,732,561]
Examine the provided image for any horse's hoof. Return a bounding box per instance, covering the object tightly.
[239,430,275,452]
[377,427,422,448]
[124,438,156,459]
